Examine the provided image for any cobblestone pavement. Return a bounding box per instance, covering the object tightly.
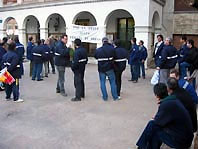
[0,63,159,149]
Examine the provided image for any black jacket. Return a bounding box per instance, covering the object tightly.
[159,45,178,69]
[154,95,193,148]
[172,88,197,132]
[185,47,198,71]
[71,47,88,73]
[95,43,115,72]
[2,50,21,78]
[114,46,128,72]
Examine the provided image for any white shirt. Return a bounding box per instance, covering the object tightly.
[155,41,163,55]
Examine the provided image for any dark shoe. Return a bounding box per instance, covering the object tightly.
[71,97,81,101]
[32,78,35,81]
[128,79,134,81]
[37,79,43,81]
[56,90,60,93]
[133,80,138,83]
[60,93,67,97]
[52,71,55,74]
[45,75,48,77]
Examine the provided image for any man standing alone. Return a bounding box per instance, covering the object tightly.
[71,39,88,101]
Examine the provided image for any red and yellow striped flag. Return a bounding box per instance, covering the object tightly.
[0,68,15,85]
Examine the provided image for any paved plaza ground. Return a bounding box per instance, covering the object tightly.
[0,62,163,149]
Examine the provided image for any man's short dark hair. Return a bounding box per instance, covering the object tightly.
[140,40,144,45]
[29,36,33,42]
[41,39,45,44]
[2,37,8,44]
[14,36,19,43]
[131,37,136,43]
[153,83,168,99]
[170,69,180,77]
[167,77,179,91]
[60,34,67,39]
[37,39,41,45]
[157,34,163,41]
[114,39,121,47]
[187,39,194,48]
[8,42,16,51]
[181,35,187,41]
[74,38,81,46]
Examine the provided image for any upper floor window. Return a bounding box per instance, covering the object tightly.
[174,0,197,11]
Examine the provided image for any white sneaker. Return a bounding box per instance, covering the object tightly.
[14,99,24,103]
[118,96,121,100]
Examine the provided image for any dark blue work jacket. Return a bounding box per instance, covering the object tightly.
[154,95,193,148]
[153,42,164,67]
[94,43,115,73]
[139,45,148,61]
[26,42,34,61]
[178,44,189,63]
[1,50,21,78]
[129,44,141,65]
[32,45,44,64]
[71,47,88,73]
[54,41,70,67]
[159,45,178,69]
[114,46,128,72]
[0,46,7,69]
[41,44,50,62]
[15,42,25,64]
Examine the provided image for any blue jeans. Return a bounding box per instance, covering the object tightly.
[32,63,43,80]
[99,69,118,100]
[56,66,66,93]
[5,79,20,101]
[136,120,176,149]
[180,62,190,79]
[130,64,139,81]
[140,62,145,77]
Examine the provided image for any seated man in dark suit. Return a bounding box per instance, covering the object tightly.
[136,83,194,149]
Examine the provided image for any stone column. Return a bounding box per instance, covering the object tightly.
[40,28,48,40]
[0,0,3,7]
[0,29,6,39]
[17,0,23,4]
[18,28,26,48]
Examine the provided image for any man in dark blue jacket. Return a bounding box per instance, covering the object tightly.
[71,39,88,101]
[0,43,7,70]
[129,37,140,83]
[113,39,128,98]
[32,40,44,81]
[153,35,164,68]
[41,39,50,78]
[14,37,25,76]
[95,37,118,101]
[170,69,198,104]
[157,37,178,84]
[2,42,24,102]
[139,40,148,79]
[55,34,70,97]
[178,36,190,79]
[136,83,194,149]
[26,36,35,77]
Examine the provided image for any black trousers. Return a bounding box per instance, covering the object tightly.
[74,71,85,99]
[49,57,55,73]
[115,70,123,96]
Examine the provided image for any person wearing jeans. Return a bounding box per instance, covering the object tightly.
[139,40,148,79]
[99,70,118,100]
[31,40,44,81]
[95,37,118,101]
[56,66,66,95]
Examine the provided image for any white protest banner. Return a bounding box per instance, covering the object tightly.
[67,24,105,44]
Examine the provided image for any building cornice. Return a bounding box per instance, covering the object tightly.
[152,0,165,6]
[0,0,120,12]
